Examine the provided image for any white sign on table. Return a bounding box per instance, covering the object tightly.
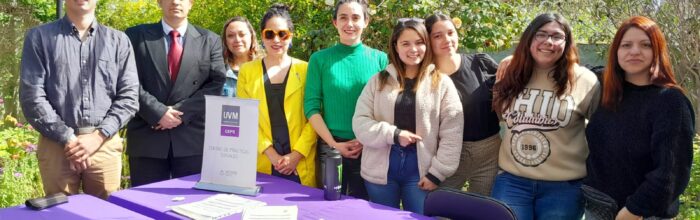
[195,95,260,196]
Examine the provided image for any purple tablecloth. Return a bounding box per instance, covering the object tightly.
[108,173,432,219]
[0,194,152,220]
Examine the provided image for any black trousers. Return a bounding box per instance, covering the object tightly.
[129,147,202,187]
[317,137,368,200]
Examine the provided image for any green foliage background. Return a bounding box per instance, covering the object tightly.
[92,0,526,60]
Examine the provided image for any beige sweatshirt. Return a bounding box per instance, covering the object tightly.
[353,64,464,185]
[498,63,601,181]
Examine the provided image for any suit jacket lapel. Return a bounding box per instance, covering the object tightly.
[172,24,202,91]
[144,24,170,88]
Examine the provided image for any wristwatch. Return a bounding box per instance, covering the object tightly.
[393,128,402,145]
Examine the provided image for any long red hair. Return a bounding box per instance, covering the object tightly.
[601,16,682,110]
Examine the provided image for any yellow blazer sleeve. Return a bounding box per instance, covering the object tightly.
[258,130,273,155]
[236,64,251,99]
[237,60,273,154]
[292,121,317,158]
[291,61,316,158]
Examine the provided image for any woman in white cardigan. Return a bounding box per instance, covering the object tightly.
[352,18,463,214]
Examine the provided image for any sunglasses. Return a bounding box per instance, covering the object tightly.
[262,29,292,40]
[397,17,424,24]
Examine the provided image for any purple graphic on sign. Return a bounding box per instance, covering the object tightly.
[221,105,240,137]
[221,126,240,137]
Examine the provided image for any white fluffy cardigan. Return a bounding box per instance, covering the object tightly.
[352,64,464,185]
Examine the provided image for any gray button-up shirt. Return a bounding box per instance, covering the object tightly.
[19,16,139,144]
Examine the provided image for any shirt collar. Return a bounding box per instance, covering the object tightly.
[162,19,188,37]
[61,15,98,36]
[225,69,238,80]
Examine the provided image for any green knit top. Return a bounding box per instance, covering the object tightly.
[304,42,388,139]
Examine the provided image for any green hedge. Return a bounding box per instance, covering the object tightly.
[93,0,526,61]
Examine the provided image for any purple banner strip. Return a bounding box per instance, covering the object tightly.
[220,126,239,137]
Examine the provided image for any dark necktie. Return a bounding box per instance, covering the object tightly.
[168,30,183,82]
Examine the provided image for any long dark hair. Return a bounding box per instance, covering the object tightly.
[601,16,683,110]
[221,16,258,67]
[379,19,439,92]
[424,12,453,35]
[492,13,579,114]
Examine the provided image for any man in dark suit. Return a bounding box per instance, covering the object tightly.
[125,0,226,186]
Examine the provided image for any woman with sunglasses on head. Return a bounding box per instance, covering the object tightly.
[237,3,316,187]
[304,0,388,199]
[584,16,694,220]
[491,13,600,219]
[221,16,259,97]
[352,18,463,214]
[424,12,500,196]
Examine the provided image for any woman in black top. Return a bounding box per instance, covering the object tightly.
[584,16,694,219]
[425,12,501,196]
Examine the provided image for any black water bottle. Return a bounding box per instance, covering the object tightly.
[323,148,342,201]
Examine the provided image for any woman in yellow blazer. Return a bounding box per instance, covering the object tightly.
[236,4,316,187]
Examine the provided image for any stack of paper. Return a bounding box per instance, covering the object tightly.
[170,194,267,220]
[243,206,298,220]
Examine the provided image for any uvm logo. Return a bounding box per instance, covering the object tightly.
[220,105,240,137]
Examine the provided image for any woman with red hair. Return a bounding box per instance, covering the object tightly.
[584,16,694,219]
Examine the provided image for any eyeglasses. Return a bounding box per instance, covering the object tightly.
[262,29,292,40]
[534,32,566,44]
[397,17,424,24]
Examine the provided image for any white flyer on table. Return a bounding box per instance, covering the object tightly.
[170,194,267,220]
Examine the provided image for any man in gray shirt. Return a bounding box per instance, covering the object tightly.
[19,0,138,199]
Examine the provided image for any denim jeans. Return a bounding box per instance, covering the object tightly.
[364,144,427,214]
[221,69,237,97]
[491,171,583,220]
